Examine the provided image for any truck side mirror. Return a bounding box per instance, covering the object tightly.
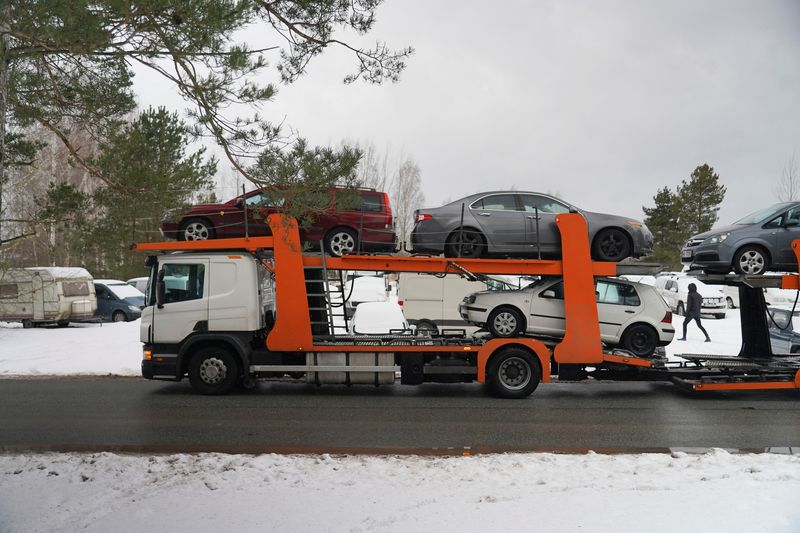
[156,269,166,309]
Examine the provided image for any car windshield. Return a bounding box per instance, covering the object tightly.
[733,203,794,225]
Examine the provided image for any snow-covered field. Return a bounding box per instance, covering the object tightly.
[2,313,798,532]
[1,450,799,533]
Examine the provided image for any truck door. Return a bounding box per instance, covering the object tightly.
[152,259,210,344]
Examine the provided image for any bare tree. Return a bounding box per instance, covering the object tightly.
[356,142,393,192]
[775,153,799,201]
[392,158,424,245]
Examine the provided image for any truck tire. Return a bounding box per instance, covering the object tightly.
[486,347,541,399]
[188,346,240,395]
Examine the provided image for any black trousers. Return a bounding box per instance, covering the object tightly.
[682,315,709,339]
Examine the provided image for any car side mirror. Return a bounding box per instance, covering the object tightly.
[542,289,556,298]
[156,269,166,309]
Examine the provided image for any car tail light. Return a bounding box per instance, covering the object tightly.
[398,300,404,307]
[661,310,673,323]
[416,213,432,223]
[382,192,393,228]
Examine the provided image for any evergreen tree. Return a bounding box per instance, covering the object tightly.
[677,164,727,236]
[642,187,681,268]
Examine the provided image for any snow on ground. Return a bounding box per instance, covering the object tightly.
[665,309,742,361]
[0,321,141,376]
[1,450,799,533]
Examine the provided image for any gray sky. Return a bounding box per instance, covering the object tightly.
[134,0,800,226]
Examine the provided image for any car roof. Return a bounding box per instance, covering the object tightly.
[94,279,127,285]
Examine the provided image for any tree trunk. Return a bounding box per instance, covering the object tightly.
[0,13,9,247]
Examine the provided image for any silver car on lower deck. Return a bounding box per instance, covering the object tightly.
[411,191,653,262]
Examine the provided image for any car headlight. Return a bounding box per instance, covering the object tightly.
[626,220,642,228]
[703,232,730,244]
[463,294,476,304]
[128,305,141,311]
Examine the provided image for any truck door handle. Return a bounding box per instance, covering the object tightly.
[526,215,540,220]
[478,212,492,217]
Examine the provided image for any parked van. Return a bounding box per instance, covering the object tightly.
[397,273,508,334]
[0,267,97,327]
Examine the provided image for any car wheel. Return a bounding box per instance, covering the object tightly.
[444,229,486,258]
[676,302,685,316]
[112,311,127,322]
[188,346,240,395]
[726,297,735,309]
[592,228,632,262]
[621,324,658,357]
[325,228,358,257]
[486,347,541,399]
[487,307,525,338]
[179,218,215,241]
[733,245,768,275]
[415,319,438,336]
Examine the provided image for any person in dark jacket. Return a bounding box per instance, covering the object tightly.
[678,283,711,342]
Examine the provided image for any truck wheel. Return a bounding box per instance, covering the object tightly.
[620,324,658,357]
[188,346,240,395]
[486,347,541,399]
[487,307,525,337]
[112,311,127,322]
[22,319,33,329]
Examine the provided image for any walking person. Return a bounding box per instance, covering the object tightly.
[678,283,711,342]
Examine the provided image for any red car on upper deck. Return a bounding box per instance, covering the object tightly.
[160,187,396,256]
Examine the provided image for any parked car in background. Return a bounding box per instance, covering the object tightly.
[411,191,653,261]
[127,277,149,294]
[767,307,800,353]
[723,285,799,309]
[94,280,145,322]
[653,276,726,319]
[0,267,96,327]
[160,187,396,256]
[397,273,509,334]
[344,276,388,318]
[459,276,674,357]
[348,301,409,335]
[681,202,800,275]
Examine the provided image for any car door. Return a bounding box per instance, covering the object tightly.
[527,280,566,336]
[768,205,800,268]
[468,194,525,250]
[595,280,643,342]
[519,194,572,254]
[94,284,111,319]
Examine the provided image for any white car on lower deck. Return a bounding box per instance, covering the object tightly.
[459,276,675,357]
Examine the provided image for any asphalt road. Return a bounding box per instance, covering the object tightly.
[0,377,798,454]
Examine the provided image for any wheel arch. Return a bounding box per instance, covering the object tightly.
[177,333,252,377]
[488,304,528,333]
[446,226,487,247]
[477,338,551,384]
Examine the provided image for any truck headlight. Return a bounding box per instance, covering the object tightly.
[703,232,730,244]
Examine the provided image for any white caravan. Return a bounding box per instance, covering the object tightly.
[0,267,97,327]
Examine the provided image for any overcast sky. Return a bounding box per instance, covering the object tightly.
[134,0,800,227]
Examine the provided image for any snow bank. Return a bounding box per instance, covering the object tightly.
[0,450,798,533]
[0,321,141,376]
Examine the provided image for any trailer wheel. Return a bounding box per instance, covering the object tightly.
[22,319,33,329]
[188,346,240,395]
[486,347,541,399]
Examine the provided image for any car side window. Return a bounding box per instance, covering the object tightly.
[597,281,640,306]
[764,215,782,229]
[784,207,800,226]
[360,194,383,212]
[520,194,571,214]
[471,194,520,211]
[768,309,790,330]
[162,264,205,304]
[541,281,565,299]
[247,192,284,207]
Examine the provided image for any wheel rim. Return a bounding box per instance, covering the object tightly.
[330,232,356,256]
[184,222,210,241]
[452,232,482,257]
[199,357,227,385]
[599,231,628,260]
[498,356,531,391]
[493,311,518,336]
[629,329,652,353]
[738,250,765,274]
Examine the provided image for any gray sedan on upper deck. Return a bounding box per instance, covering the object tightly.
[411,191,653,262]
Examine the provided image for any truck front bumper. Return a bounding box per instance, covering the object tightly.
[141,349,180,381]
